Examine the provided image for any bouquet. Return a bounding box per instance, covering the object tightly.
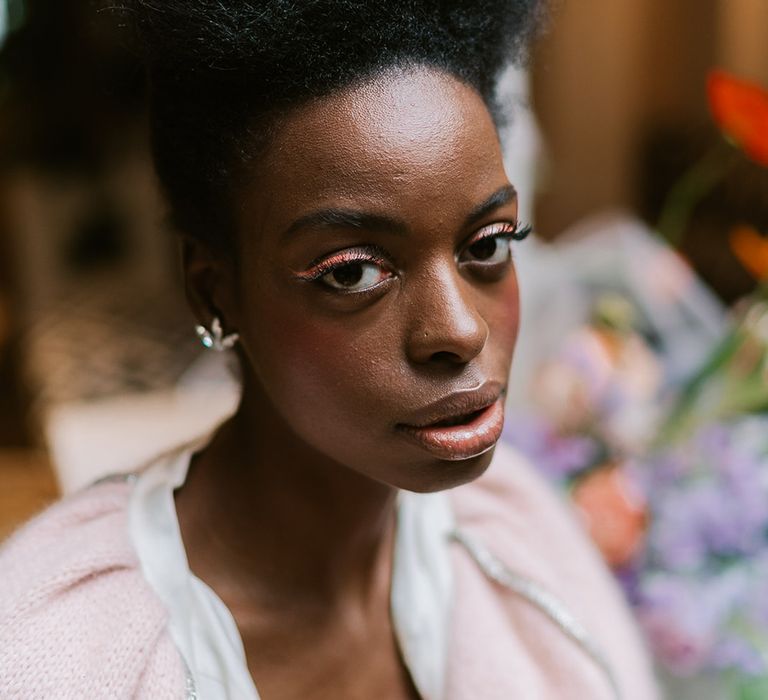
[506,70,768,696]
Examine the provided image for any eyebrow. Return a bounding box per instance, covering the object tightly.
[282,209,409,240]
[463,185,517,228]
[280,184,518,240]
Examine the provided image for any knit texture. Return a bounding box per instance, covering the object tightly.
[0,443,659,698]
[445,441,659,700]
[0,480,185,699]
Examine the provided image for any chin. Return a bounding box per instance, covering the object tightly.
[395,444,497,494]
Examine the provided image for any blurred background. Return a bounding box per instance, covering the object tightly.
[0,2,767,696]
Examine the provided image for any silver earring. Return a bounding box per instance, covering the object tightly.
[195,316,239,351]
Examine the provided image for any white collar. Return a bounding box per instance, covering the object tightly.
[127,438,455,700]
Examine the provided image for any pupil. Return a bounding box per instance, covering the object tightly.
[470,238,497,260]
[333,263,364,286]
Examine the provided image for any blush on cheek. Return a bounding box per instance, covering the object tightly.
[498,275,521,338]
[505,268,521,307]
[255,300,377,422]
[254,307,399,466]
[266,314,344,387]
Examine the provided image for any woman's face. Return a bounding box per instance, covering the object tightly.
[222,68,522,492]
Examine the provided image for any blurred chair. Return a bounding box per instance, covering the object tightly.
[5,163,239,494]
[46,353,239,494]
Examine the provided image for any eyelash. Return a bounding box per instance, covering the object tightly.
[294,244,393,283]
[472,221,533,246]
[294,221,532,288]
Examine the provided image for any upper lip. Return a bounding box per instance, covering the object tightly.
[398,380,505,429]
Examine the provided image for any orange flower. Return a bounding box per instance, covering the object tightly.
[729,225,768,280]
[707,70,768,167]
[571,464,647,568]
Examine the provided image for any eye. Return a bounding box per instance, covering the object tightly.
[464,235,511,265]
[460,222,531,266]
[293,245,395,294]
[320,260,391,292]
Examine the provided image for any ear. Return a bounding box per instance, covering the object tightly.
[181,236,239,334]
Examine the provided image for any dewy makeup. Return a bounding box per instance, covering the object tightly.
[396,383,505,461]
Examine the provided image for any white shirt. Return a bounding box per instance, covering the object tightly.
[127,437,455,700]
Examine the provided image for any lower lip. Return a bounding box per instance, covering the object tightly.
[397,398,505,461]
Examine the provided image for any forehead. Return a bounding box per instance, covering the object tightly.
[242,68,508,235]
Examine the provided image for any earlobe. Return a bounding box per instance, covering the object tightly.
[181,236,239,335]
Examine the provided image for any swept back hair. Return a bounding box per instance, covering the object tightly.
[121,1,544,250]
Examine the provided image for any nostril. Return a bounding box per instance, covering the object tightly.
[429,350,465,364]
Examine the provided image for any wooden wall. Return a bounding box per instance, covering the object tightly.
[531,0,768,237]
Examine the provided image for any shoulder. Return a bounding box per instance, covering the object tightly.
[449,440,660,700]
[450,439,601,558]
[0,478,185,697]
[450,439,625,574]
[0,478,137,613]
[450,439,564,525]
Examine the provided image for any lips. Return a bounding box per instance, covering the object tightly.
[396,382,506,461]
[431,407,487,427]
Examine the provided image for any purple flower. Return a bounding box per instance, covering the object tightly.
[502,414,600,480]
[711,636,766,677]
[636,570,749,676]
[649,491,710,571]
[651,482,767,570]
[627,448,695,494]
[640,420,768,572]
[636,575,719,675]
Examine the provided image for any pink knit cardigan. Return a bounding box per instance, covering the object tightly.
[0,444,660,699]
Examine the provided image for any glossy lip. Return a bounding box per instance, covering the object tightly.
[396,382,506,461]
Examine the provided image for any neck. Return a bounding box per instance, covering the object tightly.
[174,390,399,617]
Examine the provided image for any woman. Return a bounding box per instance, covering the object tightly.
[0,2,659,698]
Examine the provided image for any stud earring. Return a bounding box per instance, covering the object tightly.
[195,316,239,351]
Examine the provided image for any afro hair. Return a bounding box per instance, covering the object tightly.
[122,0,543,249]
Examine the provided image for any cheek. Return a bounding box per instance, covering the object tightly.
[491,268,521,356]
[247,296,398,437]
[507,273,521,332]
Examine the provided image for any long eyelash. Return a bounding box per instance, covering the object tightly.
[471,221,533,246]
[293,244,391,282]
[293,223,532,283]
[511,222,533,241]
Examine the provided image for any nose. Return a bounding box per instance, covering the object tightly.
[405,263,489,366]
